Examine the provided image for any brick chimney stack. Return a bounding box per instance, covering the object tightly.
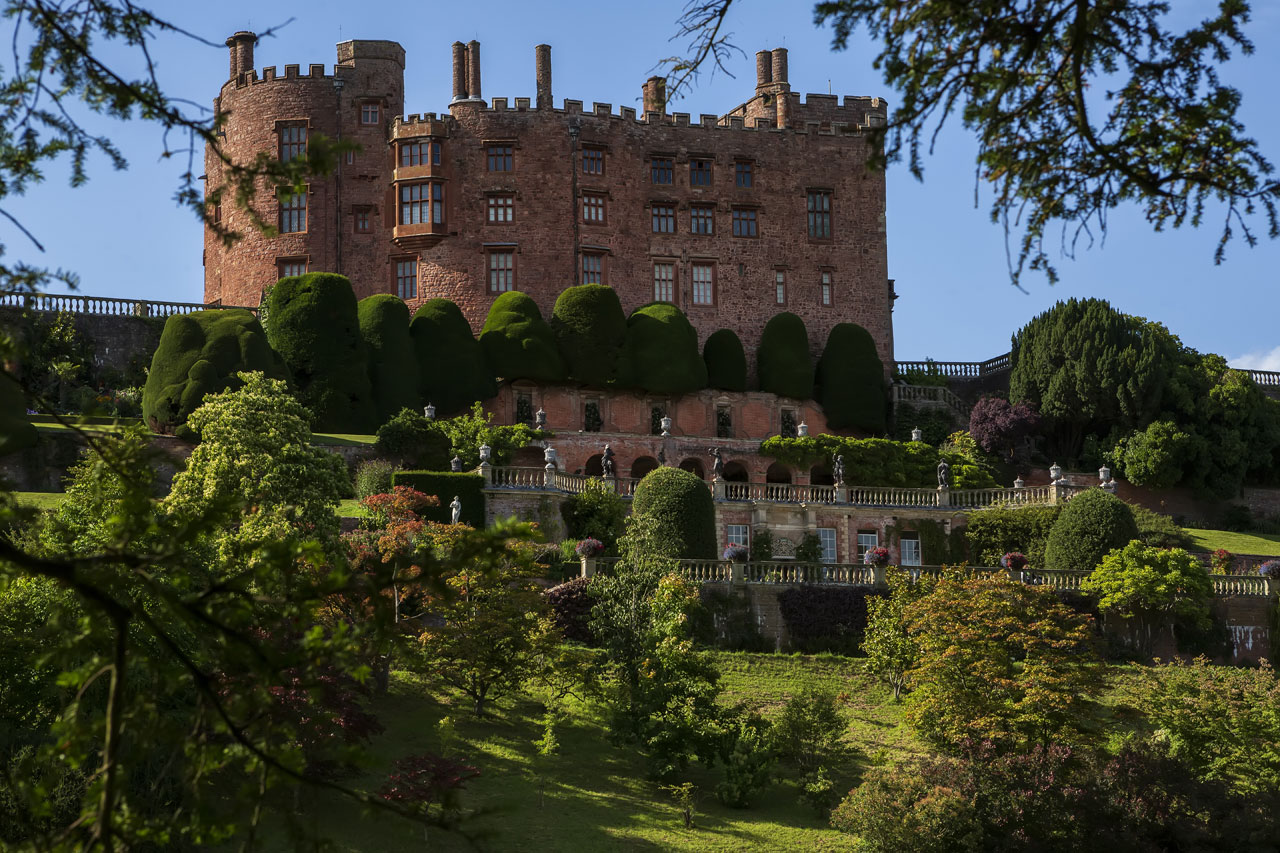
[770,48,789,90]
[535,44,552,108]
[755,50,772,92]
[466,40,483,102]
[451,41,467,100]
[642,76,666,116]
[226,31,256,80]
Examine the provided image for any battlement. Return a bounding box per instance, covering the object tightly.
[222,36,404,91]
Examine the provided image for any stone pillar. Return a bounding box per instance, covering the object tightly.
[451,41,467,100]
[755,50,772,91]
[713,479,726,500]
[479,460,492,486]
[580,557,595,579]
[466,40,483,102]
[776,92,792,130]
[937,485,950,507]
[731,561,745,584]
[872,565,886,587]
[642,76,666,116]
[226,31,256,80]
[544,463,556,489]
[535,44,553,109]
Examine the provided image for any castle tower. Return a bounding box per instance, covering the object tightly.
[203,35,405,307]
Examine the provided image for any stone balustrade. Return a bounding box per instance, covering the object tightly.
[0,290,255,317]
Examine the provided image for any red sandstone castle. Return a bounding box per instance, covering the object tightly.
[203,34,895,370]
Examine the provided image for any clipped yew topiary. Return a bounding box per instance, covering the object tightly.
[479,291,567,382]
[551,284,627,386]
[410,298,497,416]
[265,273,377,434]
[703,329,747,392]
[358,295,420,425]
[817,323,887,433]
[618,302,707,394]
[142,309,285,439]
[630,466,716,559]
[758,312,813,399]
[1044,488,1140,574]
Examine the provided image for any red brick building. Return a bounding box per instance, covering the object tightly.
[203,34,894,369]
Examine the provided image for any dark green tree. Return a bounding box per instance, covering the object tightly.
[265,273,377,434]
[816,322,886,433]
[478,291,567,382]
[358,295,420,426]
[618,303,707,394]
[0,372,37,455]
[703,329,747,392]
[550,284,627,386]
[409,299,497,416]
[757,313,813,400]
[142,308,285,439]
[1044,488,1140,574]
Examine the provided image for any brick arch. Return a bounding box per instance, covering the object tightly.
[630,456,660,479]
[766,462,792,483]
[679,457,706,479]
[809,463,833,485]
[722,461,749,482]
[584,454,604,477]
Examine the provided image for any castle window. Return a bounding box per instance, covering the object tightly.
[399,182,444,225]
[400,140,440,167]
[582,148,605,175]
[279,190,306,233]
[653,262,675,303]
[354,207,371,233]
[278,258,307,278]
[488,194,514,224]
[807,190,832,239]
[651,157,673,184]
[515,390,534,425]
[716,405,732,438]
[582,193,606,224]
[652,204,675,233]
[583,400,603,432]
[690,159,712,186]
[691,262,715,305]
[581,252,604,285]
[279,124,307,163]
[487,145,513,172]
[735,161,753,188]
[821,270,833,306]
[691,205,714,235]
[780,408,798,437]
[360,102,380,125]
[726,524,749,549]
[488,250,515,292]
[818,528,837,563]
[396,259,418,299]
[857,530,880,563]
[732,208,757,237]
[900,533,921,566]
[775,270,787,305]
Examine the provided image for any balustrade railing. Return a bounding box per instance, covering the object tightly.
[489,466,546,489]
[1210,574,1271,597]
[895,354,1012,379]
[846,486,939,507]
[0,291,255,318]
[1243,369,1280,388]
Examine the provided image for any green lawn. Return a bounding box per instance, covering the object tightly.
[313,432,377,447]
[1187,528,1280,557]
[338,498,368,518]
[12,491,66,510]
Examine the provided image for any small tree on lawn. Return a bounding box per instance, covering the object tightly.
[416,519,560,717]
[1081,542,1213,658]
[864,568,934,700]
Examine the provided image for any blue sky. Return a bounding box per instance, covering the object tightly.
[8,0,1279,367]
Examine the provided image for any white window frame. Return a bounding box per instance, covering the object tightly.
[817,528,837,563]
[726,524,750,549]
[653,262,675,303]
[856,530,879,563]
[900,535,921,567]
[692,263,714,305]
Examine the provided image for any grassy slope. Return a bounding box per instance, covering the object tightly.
[1187,529,1280,556]
[13,491,66,510]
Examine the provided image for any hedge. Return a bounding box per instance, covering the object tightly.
[142,309,286,439]
[551,284,627,386]
[390,470,486,527]
[265,273,377,434]
[618,302,707,394]
[1044,489,1139,574]
[478,291,567,382]
[409,299,497,416]
[703,329,747,392]
[776,586,881,655]
[544,576,595,644]
[630,466,716,559]
[965,504,1063,569]
[757,312,813,399]
[358,295,420,425]
[0,372,37,456]
[817,323,886,433]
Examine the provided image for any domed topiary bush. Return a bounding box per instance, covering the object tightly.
[703,329,747,392]
[142,309,286,439]
[479,291,567,382]
[409,298,497,416]
[358,295,420,425]
[618,303,708,394]
[265,273,377,434]
[630,466,716,559]
[758,312,813,399]
[1044,488,1140,574]
[817,323,886,433]
[551,284,627,386]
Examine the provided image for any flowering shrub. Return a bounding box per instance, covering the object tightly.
[723,543,749,562]
[1259,560,1280,579]
[575,537,604,559]
[1001,552,1029,571]
[863,546,890,568]
[1210,548,1234,574]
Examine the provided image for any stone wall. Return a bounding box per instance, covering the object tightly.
[0,307,162,381]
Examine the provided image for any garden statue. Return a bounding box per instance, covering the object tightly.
[657,447,667,466]
[709,447,724,480]
[450,495,462,525]
[602,444,615,478]
[832,454,846,487]
[937,458,950,488]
